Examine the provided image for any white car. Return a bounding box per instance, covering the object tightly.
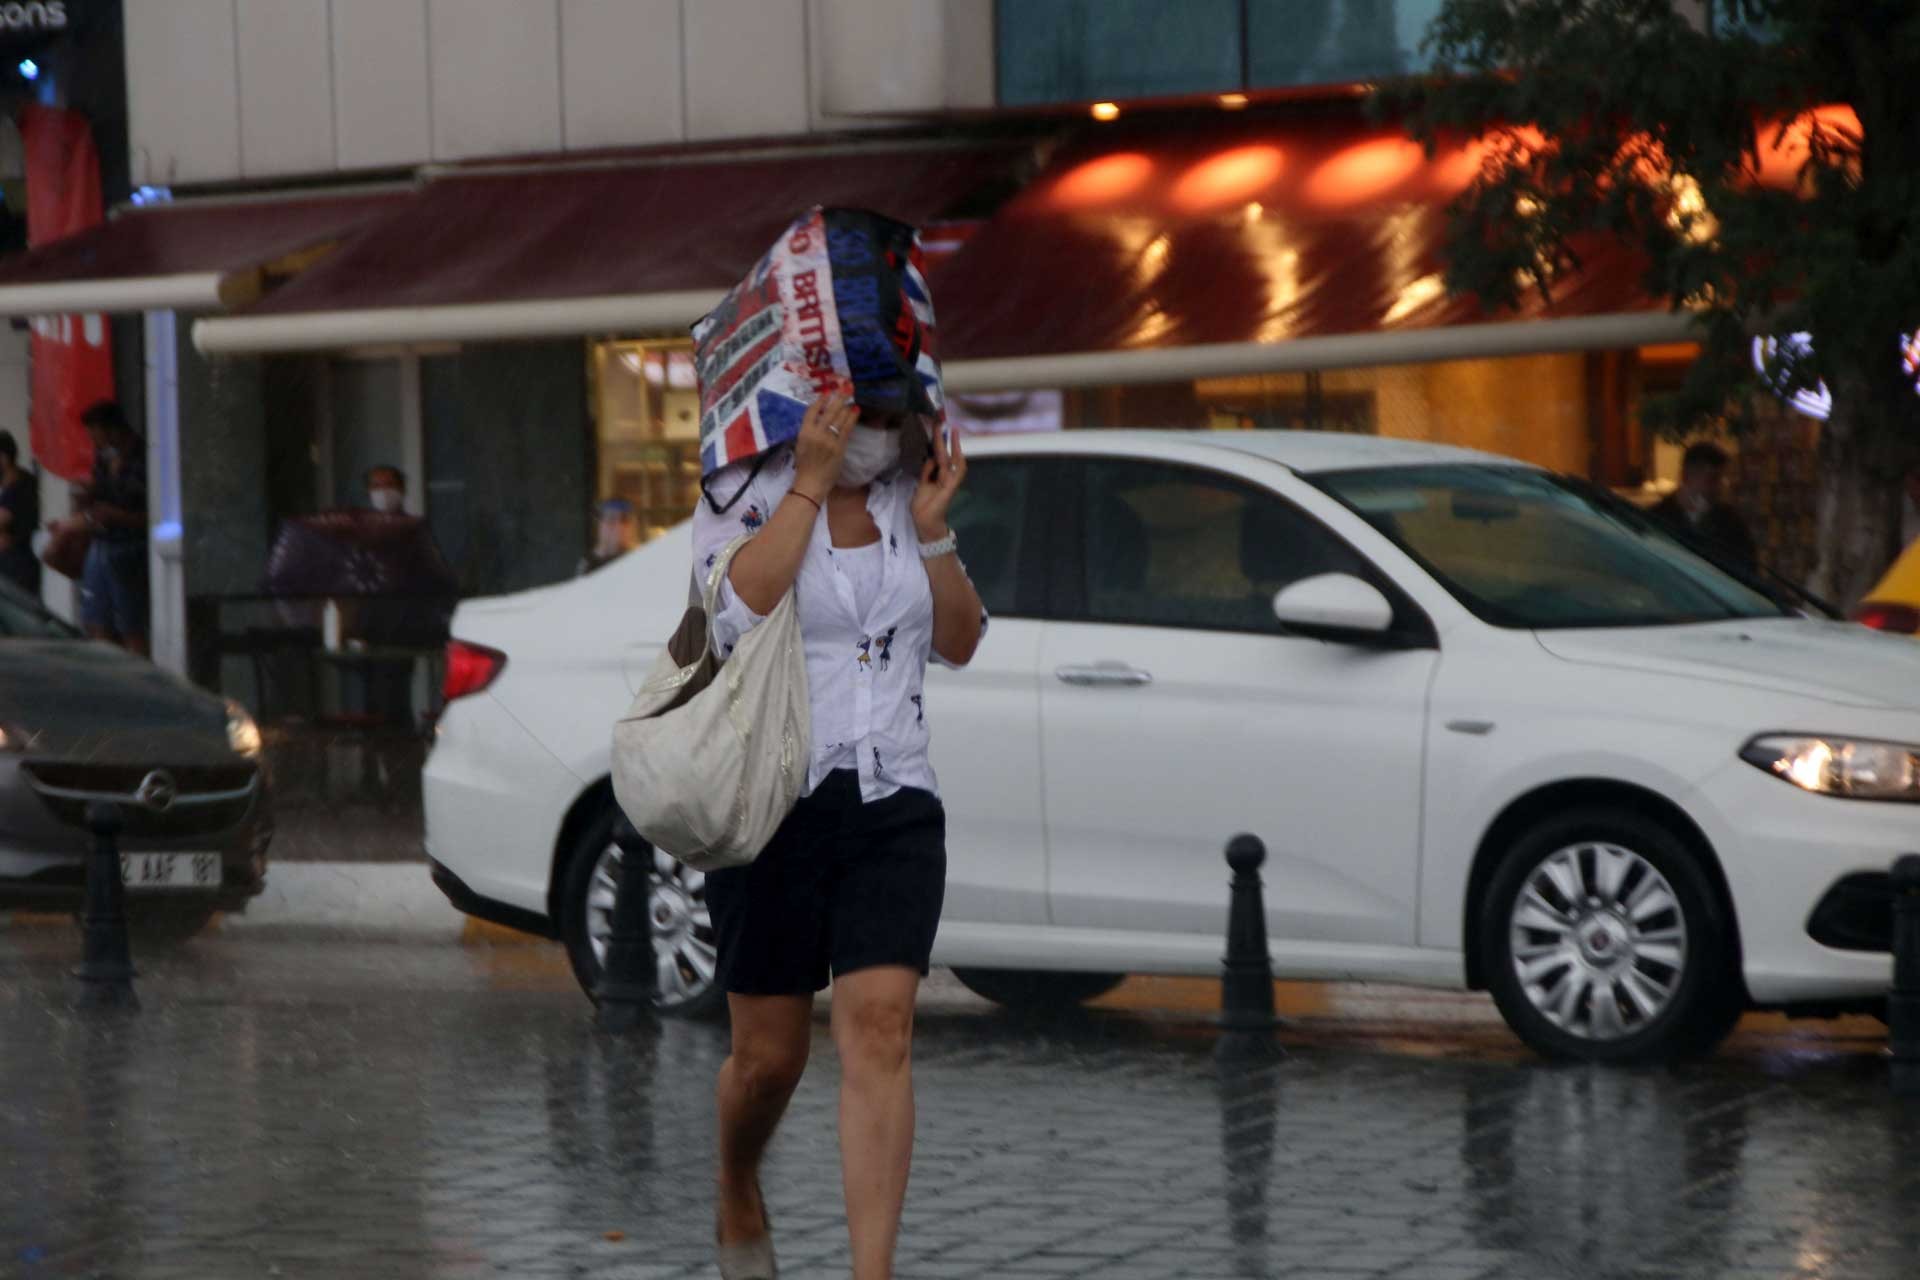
[424,430,1914,1062]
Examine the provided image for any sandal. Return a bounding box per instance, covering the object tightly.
[716,1181,776,1280]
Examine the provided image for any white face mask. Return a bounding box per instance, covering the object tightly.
[368,488,405,513]
[838,425,901,488]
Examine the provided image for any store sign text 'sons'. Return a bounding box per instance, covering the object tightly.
[0,2,66,32]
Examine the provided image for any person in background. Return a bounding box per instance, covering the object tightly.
[62,401,148,655]
[1652,442,1757,568]
[351,464,416,727]
[577,497,637,576]
[0,430,40,597]
[366,464,407,513]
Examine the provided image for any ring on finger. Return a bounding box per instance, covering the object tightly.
[826,424,841,436]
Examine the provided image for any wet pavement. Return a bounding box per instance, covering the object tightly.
[2,927,1916,1280]
[260,725,427,864]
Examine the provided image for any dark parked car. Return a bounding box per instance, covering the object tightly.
[0,580,271,940]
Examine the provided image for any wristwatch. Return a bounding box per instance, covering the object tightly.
[917,530,959,560]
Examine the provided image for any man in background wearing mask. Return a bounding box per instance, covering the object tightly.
[365,465,408,514]
[351,463,418,728]
[59,401,149,656]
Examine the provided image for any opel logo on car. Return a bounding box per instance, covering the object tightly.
[135,770,177,813]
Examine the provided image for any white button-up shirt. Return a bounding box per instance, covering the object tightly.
[691,446,984,804]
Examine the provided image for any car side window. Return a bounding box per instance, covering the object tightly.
[945,457,1036,617]
[1081,460,1368,633]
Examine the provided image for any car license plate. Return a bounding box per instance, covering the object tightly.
[119,852,221,892]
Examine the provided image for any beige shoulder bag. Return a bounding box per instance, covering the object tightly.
[610,533,811,871]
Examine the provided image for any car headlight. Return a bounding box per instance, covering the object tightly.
[225,700,263,758]
[1740,734,1920,801]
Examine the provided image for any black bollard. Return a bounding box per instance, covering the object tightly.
[1890,854,1920,1095]
[594,815,659,1035]
[72,801,138,1012]
[1216,833,1283,1060]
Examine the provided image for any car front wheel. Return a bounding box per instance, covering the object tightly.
[559,806,725,1019]
[1482,808,1743,1064]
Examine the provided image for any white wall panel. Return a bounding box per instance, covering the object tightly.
[237,0,335,177]
[814,0,944,116]
[125,0,242,185]
[122,0,976,184]
[684,0,809,141]
[332,0,432,171]
[942,0,996,110]
[429,0,563,160]
[559,0,682,149]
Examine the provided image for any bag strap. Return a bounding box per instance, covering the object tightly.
[702,531,755,622]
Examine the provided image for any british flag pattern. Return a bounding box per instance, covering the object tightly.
[692,206,946,477]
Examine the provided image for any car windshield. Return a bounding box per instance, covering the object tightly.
[0,576,79,639]
[1313,464,1790,629]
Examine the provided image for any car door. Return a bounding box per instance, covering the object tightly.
[1038,456,1436,947]
[924,453,1051,926]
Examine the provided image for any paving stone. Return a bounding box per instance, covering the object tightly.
[1,929,1911,1279]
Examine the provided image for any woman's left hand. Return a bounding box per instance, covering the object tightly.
[910,425,967,541]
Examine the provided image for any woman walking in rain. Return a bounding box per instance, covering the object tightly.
[693,384,983,1279]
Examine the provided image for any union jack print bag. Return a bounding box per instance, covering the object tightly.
[691,206,945,485]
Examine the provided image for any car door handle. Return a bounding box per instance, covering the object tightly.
[1055,663,1154,688]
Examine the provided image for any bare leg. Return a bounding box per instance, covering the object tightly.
[715,992,813,1246]
[832,965,920,1280]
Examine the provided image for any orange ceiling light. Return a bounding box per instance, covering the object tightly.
[1218,92,1249,110]
[1753,105,1860,189]
[1050,152,1155,208]
[1090,101,1121,122]
[1169,144,1286,213]
[1305,136,1428,209]
[1427,125,1548,194]
[1428,139,1490,193]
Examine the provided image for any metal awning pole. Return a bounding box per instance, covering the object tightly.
[940,312,1701,393]
[193,290,728,354]
[196,299,1697,375]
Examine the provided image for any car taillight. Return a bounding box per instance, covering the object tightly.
[1852,602,1920,634]
[443,640,507,701]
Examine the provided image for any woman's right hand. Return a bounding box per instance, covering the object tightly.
[792,389,858,501]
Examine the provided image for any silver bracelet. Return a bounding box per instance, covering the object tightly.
[918,530,958,560]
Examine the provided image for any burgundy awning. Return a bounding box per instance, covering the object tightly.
[0,189,412,315]
[929,119,1679,389]
[194,140,1026,354]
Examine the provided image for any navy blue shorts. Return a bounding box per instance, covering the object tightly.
[80,540,149,637]
[704,770,947,996]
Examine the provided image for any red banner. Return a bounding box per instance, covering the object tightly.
[21,103,113,483]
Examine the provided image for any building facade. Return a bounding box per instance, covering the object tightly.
[0,0,1792,708]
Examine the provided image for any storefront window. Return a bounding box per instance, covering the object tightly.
[1245,1,1441,90]
[1026,351,1601,477]
[997,0,1242,107]
[996,0,1444,106]
[590,337,703,546]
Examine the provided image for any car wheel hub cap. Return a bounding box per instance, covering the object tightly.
[651,887,687,934]
[1508,842,1689,1042]
[586,841,716,1010]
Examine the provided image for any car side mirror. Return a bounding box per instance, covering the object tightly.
[1272,574,1396,644]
